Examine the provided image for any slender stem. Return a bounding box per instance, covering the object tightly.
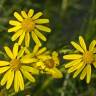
[60,74,69,96]
[60,0,69,17]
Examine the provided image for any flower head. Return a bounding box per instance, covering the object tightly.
[25,45,63,78]
[0,43,39,92]
[8,9,51,47]
[63,36,96,83]
[43,51,63,78]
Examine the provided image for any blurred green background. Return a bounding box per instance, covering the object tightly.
[0,0,96,96]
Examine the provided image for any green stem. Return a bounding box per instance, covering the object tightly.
[60,0,69,17]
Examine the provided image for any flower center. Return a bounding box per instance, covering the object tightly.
[44,59,55,68]
[83,51,94,64]
[22,18,35,32]
[10,59,21,71]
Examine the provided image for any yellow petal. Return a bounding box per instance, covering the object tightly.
[17,47,25,59]
[32,12,43,20]
[25,47,30,54]
[52,51,59,65]
[80,66,87,80]
[4,46,14,59]
[6,70,14,89]
[73,64,85,78]
[1,70,10,86]
[21,65,39,74]
[11,29,23,41]
[13,43,18,58]
[37,47,47,55]
[25,32,30,47]
[52,51,58,57]
[9,20,21,26]
[14,12,23,21]
[36,25,51,32]
[35,19,49,24]
[93,48,96,53]
[49,68,63,78]
[21,11,28,18]
[21,54,32,59]
[89,40,96,52]
[21,69,35,82]
[93,62,96,68]
[21,58,37,63]
[18,31,25,45]
[79,36,87,51]
[8,26,21,32]
[65,59,82,68]
[67,62,83,73]
[0,66,10,74]
[71,41,84,53]
[37,54,51,60]
[32,32,41,46]
[33,45,39,54]
[14,71,19,92]
[34,29,47,41]
[17,71,24,91]
[36,61,45,69]
[44,51,50,55]
[63,54,82,60]
[0,61,9,66]
[86,64,91,84]
[28,9,34,17]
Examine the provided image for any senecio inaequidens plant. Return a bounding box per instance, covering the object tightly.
[0,9,95,93]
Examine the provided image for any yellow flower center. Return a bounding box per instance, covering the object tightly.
[44,59,55,68]
[83,51,94,64]
[10,59,21,71]
[22,18,35,32]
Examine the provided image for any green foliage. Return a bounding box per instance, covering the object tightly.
[0,0,96,96]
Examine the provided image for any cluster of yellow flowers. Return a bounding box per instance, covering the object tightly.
[0,9,96,92]
[64,36,96,84]
[0,9,62,92]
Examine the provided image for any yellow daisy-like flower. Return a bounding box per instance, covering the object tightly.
[42,51,63,78]
[0,43,39,92]
[25,45,63,78]
[8,9,51,47]
[63,36,96,83]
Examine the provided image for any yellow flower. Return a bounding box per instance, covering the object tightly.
[0,43,39,92]
[43,51,63,78]
[25,45,63,78]
[63,36,96,83]
[8,9,51,47]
